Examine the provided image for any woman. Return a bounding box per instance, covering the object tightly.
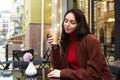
[47,9,113,80]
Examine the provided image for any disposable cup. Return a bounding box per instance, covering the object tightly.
[51,28,59,45]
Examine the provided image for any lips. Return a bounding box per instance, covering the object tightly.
[65,28,70,31]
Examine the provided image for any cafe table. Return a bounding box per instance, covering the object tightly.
[0,69,51,80]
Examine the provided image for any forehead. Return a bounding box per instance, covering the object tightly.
[65,12,75,20]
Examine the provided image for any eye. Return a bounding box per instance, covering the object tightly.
[64,19,68,23]
[70,20,76,25]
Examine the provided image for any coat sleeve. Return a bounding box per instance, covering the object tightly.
[60,35,113,80]
[50,45,67,69]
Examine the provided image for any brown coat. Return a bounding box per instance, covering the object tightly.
[50,34,113,80]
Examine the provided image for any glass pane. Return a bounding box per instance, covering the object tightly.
[94,0,115,64]
[94,0,115,44]
[77,0,115,62]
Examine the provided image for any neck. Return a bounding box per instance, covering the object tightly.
[68,33,75,41]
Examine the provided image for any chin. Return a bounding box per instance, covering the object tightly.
[66,31,73,34]
[65,32,71,34]
[65,30,70,33]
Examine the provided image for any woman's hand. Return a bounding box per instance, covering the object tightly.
[47,69,61,78]
[47,34,60,49]
[47,33,54,44]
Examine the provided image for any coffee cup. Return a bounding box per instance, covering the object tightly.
[51,28,59,45]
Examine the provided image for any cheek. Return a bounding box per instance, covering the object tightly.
[63,23,67,28]
[71,25,77,32]
[71,27,76,32]
[71,25,77,30]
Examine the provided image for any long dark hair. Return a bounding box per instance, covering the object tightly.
[60,9,90,53]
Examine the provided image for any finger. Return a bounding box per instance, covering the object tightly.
[48,38,53,44]
[47,35,53,43]
[48,33,52,38]
[48,73,54,77]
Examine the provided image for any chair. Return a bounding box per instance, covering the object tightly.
[12,49,44,71]
[12,49,51,80]
[12,49,34,70]
[42,47,51,68]
[0,61,12,70]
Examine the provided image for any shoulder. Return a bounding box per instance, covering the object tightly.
[84,34,100,43]
[85,34,97,40]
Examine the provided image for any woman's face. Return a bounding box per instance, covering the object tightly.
[64,12,77,33]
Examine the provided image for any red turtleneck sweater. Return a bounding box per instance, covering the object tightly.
[67,34,79,70]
